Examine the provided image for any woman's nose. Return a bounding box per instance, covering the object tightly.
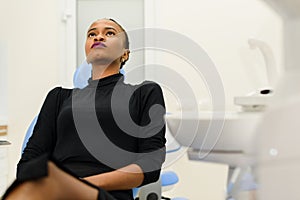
[94,34,105,41]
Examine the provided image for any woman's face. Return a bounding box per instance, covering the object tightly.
[85,19,128,65]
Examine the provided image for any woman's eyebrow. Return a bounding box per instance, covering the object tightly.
[104,26,118,32]
[87,27,97,33]
[87,26,118,34]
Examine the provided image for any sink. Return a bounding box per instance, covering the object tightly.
[165,111,263,166]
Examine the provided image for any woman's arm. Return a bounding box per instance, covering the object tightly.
[134,81,166,186]
[83,164,144,190]
[17,87,66,179]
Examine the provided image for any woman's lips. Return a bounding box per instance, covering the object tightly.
[91,42,106,48]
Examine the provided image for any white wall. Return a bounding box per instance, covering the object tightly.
[0,0,63,182]
[153,0,283,112]
[0,43,8,117]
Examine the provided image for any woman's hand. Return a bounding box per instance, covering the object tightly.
[83,175,100,186]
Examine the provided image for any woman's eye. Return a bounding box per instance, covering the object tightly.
[106,31,115,36]
[88,33,96,38]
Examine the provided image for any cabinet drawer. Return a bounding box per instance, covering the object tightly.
[0,148,8,159]
[0,149,8,176]
[0,160,8,176]
[0,174,8,197]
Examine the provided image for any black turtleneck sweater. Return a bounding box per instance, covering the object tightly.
[18,73,166,200]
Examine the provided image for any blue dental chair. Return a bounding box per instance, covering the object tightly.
[22,61,188,200]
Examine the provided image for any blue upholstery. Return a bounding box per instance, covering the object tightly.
[22,116,38,152]
[132,187,139,198]
[73,60,92,89]
[171,198,189,200]
[161,171,179,187]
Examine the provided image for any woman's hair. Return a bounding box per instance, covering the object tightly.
[108,18,130,69]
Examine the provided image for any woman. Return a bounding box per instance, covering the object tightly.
[3,18,166,200]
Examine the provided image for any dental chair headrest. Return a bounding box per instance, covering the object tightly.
[73,60,92,89]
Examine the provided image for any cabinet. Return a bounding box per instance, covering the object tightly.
[0,124,9,197]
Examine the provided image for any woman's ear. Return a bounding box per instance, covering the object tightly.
[120,50,130,68]
[123,49,130,62]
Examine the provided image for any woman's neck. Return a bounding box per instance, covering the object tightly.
[91,63,120,80]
